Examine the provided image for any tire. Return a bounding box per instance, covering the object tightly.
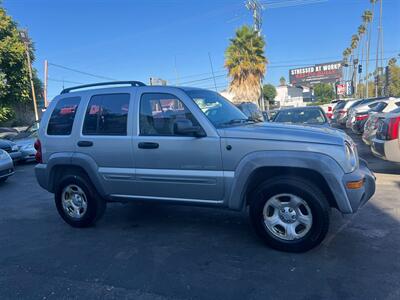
[249,176,330,253]
[55,174,106,228]
[0,177,8,183]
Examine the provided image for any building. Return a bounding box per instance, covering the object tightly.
[274,85,304,108]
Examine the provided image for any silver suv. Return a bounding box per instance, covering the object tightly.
[35,81,375,252]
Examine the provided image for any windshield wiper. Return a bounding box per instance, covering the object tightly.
[219,118,255,126]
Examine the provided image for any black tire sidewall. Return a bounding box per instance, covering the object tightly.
[250,177,330,252]
[55,175,102,228]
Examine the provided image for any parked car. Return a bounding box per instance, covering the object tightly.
[14,131,38,162]
[371,112,400,162]
[0,150,14,183]
[0,127,18,139]
[235,102,265,122]
[332,99,360,126]
[272,106,330,127]
[0,139,22,161]
[328,100,345,121]
[5,120,40,141]
[363,107,400,145]
[35,81,375,252]
[346,97,396,129]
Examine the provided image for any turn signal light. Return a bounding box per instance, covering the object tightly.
[346,179,365,189]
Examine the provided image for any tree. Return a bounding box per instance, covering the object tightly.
[313,83,334,103]
[0,4,42,124]
[225,25,267,103]
[362,9,374,97]
[262,84,276,104]
[279,76,286,86]
[388,61,400,97]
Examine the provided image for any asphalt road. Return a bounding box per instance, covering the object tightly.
[0,131,399,300]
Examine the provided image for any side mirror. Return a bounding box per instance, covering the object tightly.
[173,119,206,137]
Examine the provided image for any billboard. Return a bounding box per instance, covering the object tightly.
[289,61,343,86]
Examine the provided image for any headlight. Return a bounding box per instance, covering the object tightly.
[345,141,358,172]
[11,144,19,151]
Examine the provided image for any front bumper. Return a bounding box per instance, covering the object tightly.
[0,157,15,180]
[342,159,375,213]
[20,148,36,161]
[8,151,22,161]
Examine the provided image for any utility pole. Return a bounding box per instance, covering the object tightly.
[246,0,263,36]
[44,60,48,108]
[19,29,39,121]
[174,55,180,86]
[246,0,265,110]
[375,0,383,97]
[208,52,218,92]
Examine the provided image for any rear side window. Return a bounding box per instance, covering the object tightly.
[47,97,81,135]
[83,93,130,136]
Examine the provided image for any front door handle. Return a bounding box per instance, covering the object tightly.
[77,141,93,147]
[138,142,159,149]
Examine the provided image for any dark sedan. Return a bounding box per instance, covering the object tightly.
[272,106,330,127]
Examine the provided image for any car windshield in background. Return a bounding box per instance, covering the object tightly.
[185,89,251,127]
[274,108,327,125]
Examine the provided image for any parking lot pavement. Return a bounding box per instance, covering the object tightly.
[0,135,399,299]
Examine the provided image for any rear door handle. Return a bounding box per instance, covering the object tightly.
[77,141,93,147]
[138,142,159,149]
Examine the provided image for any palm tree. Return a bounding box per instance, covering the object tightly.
[225,25,267,104]
[363,6,375,97]
[350,34,360,94]
[343,48,352,82]
[357,24,366,87]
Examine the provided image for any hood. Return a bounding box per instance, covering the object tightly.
[218,122,347,146]
[15,137,35,148]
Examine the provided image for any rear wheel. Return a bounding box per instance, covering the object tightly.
[249,176,330,252]
[55,174,106,227]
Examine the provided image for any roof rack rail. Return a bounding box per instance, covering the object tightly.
[60,81,146,94]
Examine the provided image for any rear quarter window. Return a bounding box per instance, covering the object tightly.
[47,97,81,135]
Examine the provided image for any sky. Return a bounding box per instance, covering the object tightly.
[3,0,400,100]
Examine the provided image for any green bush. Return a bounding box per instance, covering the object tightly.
[0,106,15,124]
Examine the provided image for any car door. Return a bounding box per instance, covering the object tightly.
[76,89,136,195]
[131,88,224,202]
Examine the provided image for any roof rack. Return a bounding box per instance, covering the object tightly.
[60,81,146,94]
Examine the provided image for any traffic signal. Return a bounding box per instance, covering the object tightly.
[358,64,362,74]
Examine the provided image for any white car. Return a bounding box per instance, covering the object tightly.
[332,99,360,125]
[0,149,14,183]
[346,97,397,129]
[371,112,400,162]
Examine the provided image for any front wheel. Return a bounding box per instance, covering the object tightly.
[55,174,106,228]
[249,176,330,252]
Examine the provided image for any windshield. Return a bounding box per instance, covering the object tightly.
[274,108,327,125]
[185,89,250,127]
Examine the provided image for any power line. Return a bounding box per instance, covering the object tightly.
[48,77,85,85]
[261,0,328,9]
[48,62,118,81]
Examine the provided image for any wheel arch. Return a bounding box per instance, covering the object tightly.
[227,151,352,213]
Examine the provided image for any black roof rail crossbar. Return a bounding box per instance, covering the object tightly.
[60,81,146,94]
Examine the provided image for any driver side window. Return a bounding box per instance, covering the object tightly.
[139,93,199,136]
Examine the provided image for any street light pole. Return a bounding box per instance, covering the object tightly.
[19,30,39,121]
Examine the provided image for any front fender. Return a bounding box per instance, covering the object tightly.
[228,150,353,213]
